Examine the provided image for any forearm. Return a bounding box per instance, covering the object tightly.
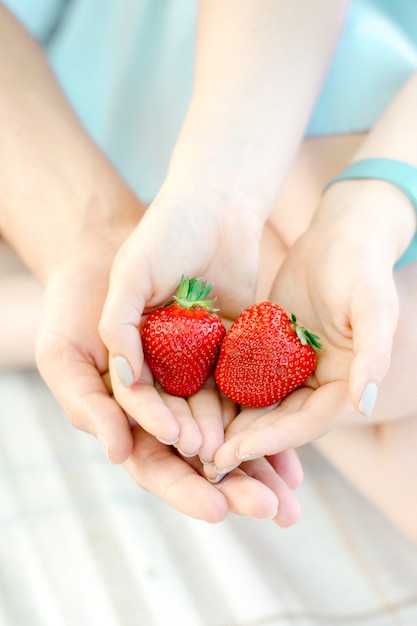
[319,72,417,265]
[0,6,139,282]
[353,71,417,168]
[165,0,349,219]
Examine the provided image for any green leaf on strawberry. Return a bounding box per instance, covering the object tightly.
[291,313,322,352]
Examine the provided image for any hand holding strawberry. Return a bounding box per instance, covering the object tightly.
[99,187,262,454]
[211,180,405,476]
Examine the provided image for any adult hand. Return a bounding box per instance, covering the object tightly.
[99,187,263,454]
[35,233,303,526]
[123,423,303,527]
[36,213,144,465]
[98,0,349,452]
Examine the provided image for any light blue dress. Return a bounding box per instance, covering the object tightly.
[5,0,417,263]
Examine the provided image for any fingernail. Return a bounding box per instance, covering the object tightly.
[214,462,240,475]
[157,436,179,446]
[114,356,134,387]
[177,448,200,458]
[199,458,215,467]
[236,452,263,462]
[359,381,378,417]
[207,473,226,484]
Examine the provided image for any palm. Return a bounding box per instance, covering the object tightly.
[114,198,261,321]
[212,224,401,472]
[272,225,399,407]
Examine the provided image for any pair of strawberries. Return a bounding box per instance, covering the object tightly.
[141,276,321,408]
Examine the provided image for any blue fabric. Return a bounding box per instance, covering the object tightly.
[3,0,67,41]
[5,0,417,200]
[4,0,198,204]
[307,0,417,136]
[4,0,417,267]
[325,159,417,268]
[45,0,198,204]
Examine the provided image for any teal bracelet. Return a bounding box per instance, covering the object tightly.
[324,158,417,270]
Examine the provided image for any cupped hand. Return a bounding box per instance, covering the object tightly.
[111,353,304,527]
[211,183,404,473]
[34,211,304,527]
[35,212,144,465]
[35,256,304,527]
[99,186,263,449]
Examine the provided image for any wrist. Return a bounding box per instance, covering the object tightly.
[32,183,144,284]
[165,99,300,226]
[318,177,417,267]
[153,173,267,245]
[163,135,279,235]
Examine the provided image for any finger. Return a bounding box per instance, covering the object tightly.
[213,382,349,472]
[110,359,180,445]
[213,467,279,520]
[186,451,284,521]
[203,403,276,481]
[37,351,133,464]
[124,426,228,523]
[99,239,151,386]
[267,448,304,491]
[224,404,280,438]
[243,458,302,527]
[212,388,312,473]
[349,277,399,416]
[220,394,240,431]
[159,391,203,457]
[237,382,349,459]
[187,381,226,465]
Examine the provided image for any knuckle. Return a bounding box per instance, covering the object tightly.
[374,347,392,375]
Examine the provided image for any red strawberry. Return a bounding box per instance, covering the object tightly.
[141,276,226,397]
[215,302,321,407]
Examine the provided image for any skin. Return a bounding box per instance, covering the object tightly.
[4,125,417,538]
[210,75,417,542]
[0,3,306,526]
[99,0,349,453]
[213,73,417,474]
[3,1,417,541]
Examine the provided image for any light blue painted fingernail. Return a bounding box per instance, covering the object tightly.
[114,356,134,387]
[359,381,378,417]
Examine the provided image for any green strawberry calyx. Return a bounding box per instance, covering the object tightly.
[168,275,218,311]
[290,313,322,353]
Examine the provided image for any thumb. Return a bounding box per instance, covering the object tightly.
[99,246,151,387]
[349,278,399,416]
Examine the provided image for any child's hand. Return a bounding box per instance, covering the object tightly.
[100,189,263,452]
[98,0,350,455]
[210,178,416,473]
